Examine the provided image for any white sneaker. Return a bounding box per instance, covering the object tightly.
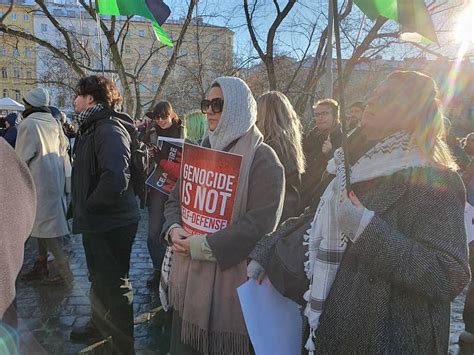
[47,252,55,262]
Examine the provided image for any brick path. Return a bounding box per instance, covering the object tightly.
[13,208,472,354]
[15,209,172,354]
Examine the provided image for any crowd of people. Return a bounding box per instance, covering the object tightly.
[0,69,473,354]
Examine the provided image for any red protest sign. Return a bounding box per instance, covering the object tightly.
[180,143,242,235]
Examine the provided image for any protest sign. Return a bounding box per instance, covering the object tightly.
[145,137,183,195]
[180,143,242,235]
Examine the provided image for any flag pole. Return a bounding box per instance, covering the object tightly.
[332,0,352,192]
[324,0,334,98]
[95,0,105,75]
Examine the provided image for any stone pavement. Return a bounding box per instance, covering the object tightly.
[12,207,473,354]
[15,208,172,355]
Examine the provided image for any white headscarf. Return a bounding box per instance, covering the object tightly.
[207,76,258,151]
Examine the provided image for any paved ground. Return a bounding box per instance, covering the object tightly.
[12,208,473,354]
[15,209,172,354]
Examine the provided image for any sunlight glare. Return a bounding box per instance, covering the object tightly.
[454,2,474,45]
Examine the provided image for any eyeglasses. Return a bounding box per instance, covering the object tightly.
[201,98,224,114]
[314,111,331,118]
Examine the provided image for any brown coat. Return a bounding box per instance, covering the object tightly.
[0,139,36,318]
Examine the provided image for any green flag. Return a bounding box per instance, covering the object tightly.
[97,0,173,47]
[354,0,438,44]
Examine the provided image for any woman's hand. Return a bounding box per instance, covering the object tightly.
[170,227,191,256]
[338,190,369,243]
[247,260,266,284]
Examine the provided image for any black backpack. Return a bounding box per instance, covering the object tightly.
[96,117,153,209]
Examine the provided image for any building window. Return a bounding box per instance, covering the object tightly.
[23,13,29,21]
[138,29,145,37]
[2,89,7,98]
[14,90,20,101]
[1,67,7,78]
[13,48,19,57]
[25,48,32,58]
[11,12,16,21]
[41,23,48,32]
[26,70,32,79]
[13,67,20,78]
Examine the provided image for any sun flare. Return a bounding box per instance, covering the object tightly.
[454,2,474,44]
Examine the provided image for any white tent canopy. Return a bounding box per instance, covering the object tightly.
[0,97,24,111]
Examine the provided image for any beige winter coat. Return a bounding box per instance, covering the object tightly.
[15,111,71,238]
[0,139,36,318]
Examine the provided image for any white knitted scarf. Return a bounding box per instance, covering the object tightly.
[303,131,430,352]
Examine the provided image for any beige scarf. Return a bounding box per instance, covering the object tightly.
[169,126,263,355]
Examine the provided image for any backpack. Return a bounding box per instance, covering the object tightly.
[96,117,153,209]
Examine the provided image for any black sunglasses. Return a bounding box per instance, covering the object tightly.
[201,98,224,114]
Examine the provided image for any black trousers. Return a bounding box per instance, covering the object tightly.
[147,189,168,270]
[463,242,474,333]
[82,224,137,354]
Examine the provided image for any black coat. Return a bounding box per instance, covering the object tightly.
[314,167,469,354]
[300,125,343,210]
[143,119,184,145]
[71,108,140,234]
[268,142,302,222]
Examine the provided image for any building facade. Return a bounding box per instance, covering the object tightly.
[0,1,36,103]
[31,2,234,116]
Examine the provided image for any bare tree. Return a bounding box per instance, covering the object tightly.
[0,0,197,118]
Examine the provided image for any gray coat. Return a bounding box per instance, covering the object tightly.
[314,167,470,354]
[162,142,285,270]
[15,111,70,238]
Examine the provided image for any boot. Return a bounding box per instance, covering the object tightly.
[20,257,48,281]
[42,257,74,285]
[70,319,103,344]
[146,269,160,289]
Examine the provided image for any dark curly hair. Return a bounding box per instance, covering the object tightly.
[75,75,123,109]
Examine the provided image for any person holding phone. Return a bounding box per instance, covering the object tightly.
[144,101,184,289]
[300,98,343,211]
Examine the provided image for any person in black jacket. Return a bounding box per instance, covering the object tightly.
[2,112,18,148]
[300,98,343,211]
[143,101,184,289]
[69,76,140,355]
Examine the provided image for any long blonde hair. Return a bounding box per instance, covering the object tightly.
[257,91,306,174]
[386,71,458,170]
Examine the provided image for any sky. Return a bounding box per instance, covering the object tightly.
[165,0,473,64]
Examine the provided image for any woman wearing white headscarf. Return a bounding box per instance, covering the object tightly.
[162,77,285,355]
